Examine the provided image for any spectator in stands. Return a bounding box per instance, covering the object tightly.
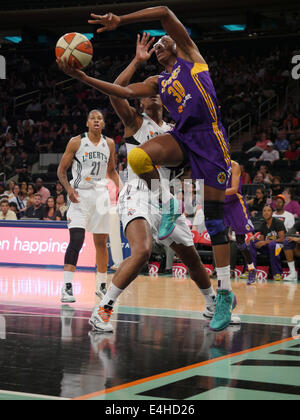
[35,178,50,204]
[26,183,37,208]
[247,187,267,217]
[273,194,295,231]
[248,172,268,196]
[240,164,251,185]
[271,176,284,196]
[249,205,286,281]
[247,132,270,153]
[56,193,67,219]
[3,148,15,177]
[10,184,27,216]
[284,142,300,160]
[54,181,66,199]
[9,202,18,217]
[15,151,31,183]
[283,113,299,132]
[0,199,17,221]
[258,142,280,164]
[25,99,42,114]
[36,129,54,153]
[41,196,62,221]
[4,180,16,201]
[274,131,290,152]
[23,193,44,219]
[282,188,300,218]
[257,163,273,184]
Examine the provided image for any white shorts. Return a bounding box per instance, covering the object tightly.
[117,180,194,248]
[67,187,110,234]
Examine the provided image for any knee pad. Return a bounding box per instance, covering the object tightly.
[65,228,85,266]
[204,201,229,246]
[128,147,154,175]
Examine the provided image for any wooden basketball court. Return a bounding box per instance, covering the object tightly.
[0,266,299,400]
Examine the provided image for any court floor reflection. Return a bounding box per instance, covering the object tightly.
[0,303,297,399]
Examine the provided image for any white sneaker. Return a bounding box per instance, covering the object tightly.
[284,272,298,282]
[203,299,241,325]
[61,283,76,303]
[95,283,107,299]
[89,305,114,333]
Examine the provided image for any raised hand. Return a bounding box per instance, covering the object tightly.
[88,13,121,33]
[135,33,155,64]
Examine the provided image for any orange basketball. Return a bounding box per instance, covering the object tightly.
[55,32,93,69]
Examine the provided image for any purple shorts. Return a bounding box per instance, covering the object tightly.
[224,195,254,235]
[170,123,231,191]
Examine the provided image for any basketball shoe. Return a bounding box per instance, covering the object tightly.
[209,290,237,332]
[204,296,241,325]
[158,197,181,240]
[89,305,114,333]
[61,283,76,303]
[247,268,257,285]
[95,283,107,300]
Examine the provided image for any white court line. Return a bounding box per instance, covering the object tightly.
[0,389,69,400]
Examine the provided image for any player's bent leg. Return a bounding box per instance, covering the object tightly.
[236,234,257,285]
[89,219,153,333]
[128,134,185,241]
[62,228,86,303]
[93,234,109,298]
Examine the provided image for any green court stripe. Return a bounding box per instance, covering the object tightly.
[0,390,68,400]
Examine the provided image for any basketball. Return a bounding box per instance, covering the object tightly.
[55,32,93,69]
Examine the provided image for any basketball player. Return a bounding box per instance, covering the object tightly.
[224,161,256,285]
[89,34,240,332]
[57,110,122,303]
[57,6,235,331]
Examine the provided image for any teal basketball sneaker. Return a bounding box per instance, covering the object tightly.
[158,197,181,240]
[209,290,237,332]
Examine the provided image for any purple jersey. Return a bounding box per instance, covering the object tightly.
[158,58,221,130]
[158,57,231,190]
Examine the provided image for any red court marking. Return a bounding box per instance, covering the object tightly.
[73,335,300,400]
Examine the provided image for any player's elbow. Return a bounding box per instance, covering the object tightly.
[158,6,171,17]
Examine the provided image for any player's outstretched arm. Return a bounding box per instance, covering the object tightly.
[110,32,155,131]
[57,57,158,99]
[89,7,204,62]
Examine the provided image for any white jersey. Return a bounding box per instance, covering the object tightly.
[71,133,110,190]
[125,114,172,183]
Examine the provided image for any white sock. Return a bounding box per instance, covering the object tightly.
[64,271,74,285]
[100,282,123,308]
[200,286,216,307]
[288,262,296,274]
[96,272,107,290]
[216,266,232,291]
